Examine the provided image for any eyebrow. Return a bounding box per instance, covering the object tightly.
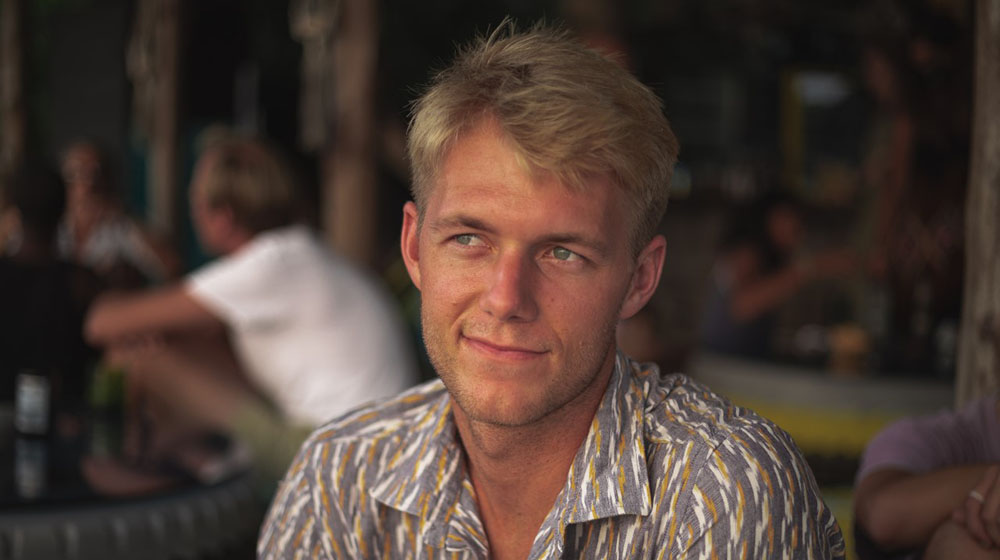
[428,213,611,258]
[428,214,495,235]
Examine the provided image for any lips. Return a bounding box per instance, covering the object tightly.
[461,334,547,360]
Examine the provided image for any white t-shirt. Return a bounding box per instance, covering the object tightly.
[187,225,417,426]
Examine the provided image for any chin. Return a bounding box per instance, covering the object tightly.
[450,377,564,428]
[460,399,551,428]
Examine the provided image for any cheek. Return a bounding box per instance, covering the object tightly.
[540,279,624,328]
[419,265,477,319]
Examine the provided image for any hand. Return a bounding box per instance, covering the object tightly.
[105,335,168,378]
[952,464,1000,549]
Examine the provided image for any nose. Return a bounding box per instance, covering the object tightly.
[479,252,538,322]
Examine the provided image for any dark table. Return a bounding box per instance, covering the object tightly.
[0,405,263,560]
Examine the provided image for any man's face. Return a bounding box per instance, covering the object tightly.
[188,153,231,255]
[401,121,665,427]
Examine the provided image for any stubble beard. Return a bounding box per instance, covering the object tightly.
[421,310,619,429]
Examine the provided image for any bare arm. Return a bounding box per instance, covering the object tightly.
[729,248,857,322]
[729,262,808,322]
[854,465,996,550]
[85,286,223,345]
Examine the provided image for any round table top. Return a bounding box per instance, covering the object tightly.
[0,405,263,560]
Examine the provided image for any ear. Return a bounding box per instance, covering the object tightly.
[400,201,422,290]
[619,234,666,320]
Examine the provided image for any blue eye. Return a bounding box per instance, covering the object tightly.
[453,234,482,246]
[551,247,578,261]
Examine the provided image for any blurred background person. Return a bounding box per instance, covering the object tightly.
[858,28,967,377]
[701,192,857,358]
[853,392,1000,559]
[84,134,418,480]
[0,165,102,410]
[58,140,181,290]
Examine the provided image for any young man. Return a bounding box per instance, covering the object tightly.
[85,136,416,478]
[259,24,845,558]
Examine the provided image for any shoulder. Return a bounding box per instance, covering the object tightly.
[640,370,844,556]
[262,379,448,553]
[640,368,819,505]
[292,379,449,473]
[203,226,339,284]
[186,230,279,289]
[642,370,794,460]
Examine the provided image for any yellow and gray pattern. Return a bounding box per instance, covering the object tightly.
[259,354,846,559]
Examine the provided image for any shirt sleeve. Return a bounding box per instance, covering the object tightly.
[257,437,344,560]
[855,398,994,483]
[675,421,847,559]
[186,242,288,328]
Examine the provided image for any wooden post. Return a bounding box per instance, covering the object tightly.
[149,0,180,236]
[956,0,1000,405]
[0,0,26,173]
[323,0,378,266]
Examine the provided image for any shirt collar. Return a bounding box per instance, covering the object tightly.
[367,386,476,548]
[558,352,654,524]
[367,352,656,549]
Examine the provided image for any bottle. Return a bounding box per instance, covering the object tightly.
[15,369,51,437]
[13,369,52,501]
[88,361,126,458]
[15,436,47,499]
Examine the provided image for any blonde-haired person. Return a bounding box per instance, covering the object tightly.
[85,135,418,480]
[260,21,844,559]
[407,22,675,256]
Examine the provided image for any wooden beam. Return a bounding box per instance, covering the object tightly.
[148,0,180,236]
[322,0,378,267]
[956,0,1000,405]
[0,0,26,173]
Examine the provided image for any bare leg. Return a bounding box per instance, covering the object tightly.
[165,329,254,391]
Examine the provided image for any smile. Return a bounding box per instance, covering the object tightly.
[461,335,548,361]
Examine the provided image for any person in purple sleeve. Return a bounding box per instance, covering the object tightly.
[854,395,1000,558]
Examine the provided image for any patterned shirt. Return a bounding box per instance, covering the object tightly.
[259,354,846,559]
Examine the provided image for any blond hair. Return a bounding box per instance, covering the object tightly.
[197,136,300,234]
[407,21,679,253]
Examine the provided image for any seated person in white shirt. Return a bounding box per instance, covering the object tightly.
[85,135,417,478]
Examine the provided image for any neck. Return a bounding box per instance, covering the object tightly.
[454,351,616,559]
[220,229,255,255]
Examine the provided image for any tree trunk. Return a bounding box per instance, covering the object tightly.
[0,0,26,173]
[323,0,378,267]
[956,0,1000,406]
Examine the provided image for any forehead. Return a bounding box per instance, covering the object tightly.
[426,122,629,246]
[62,146,101,170]
[65,144,99,161]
